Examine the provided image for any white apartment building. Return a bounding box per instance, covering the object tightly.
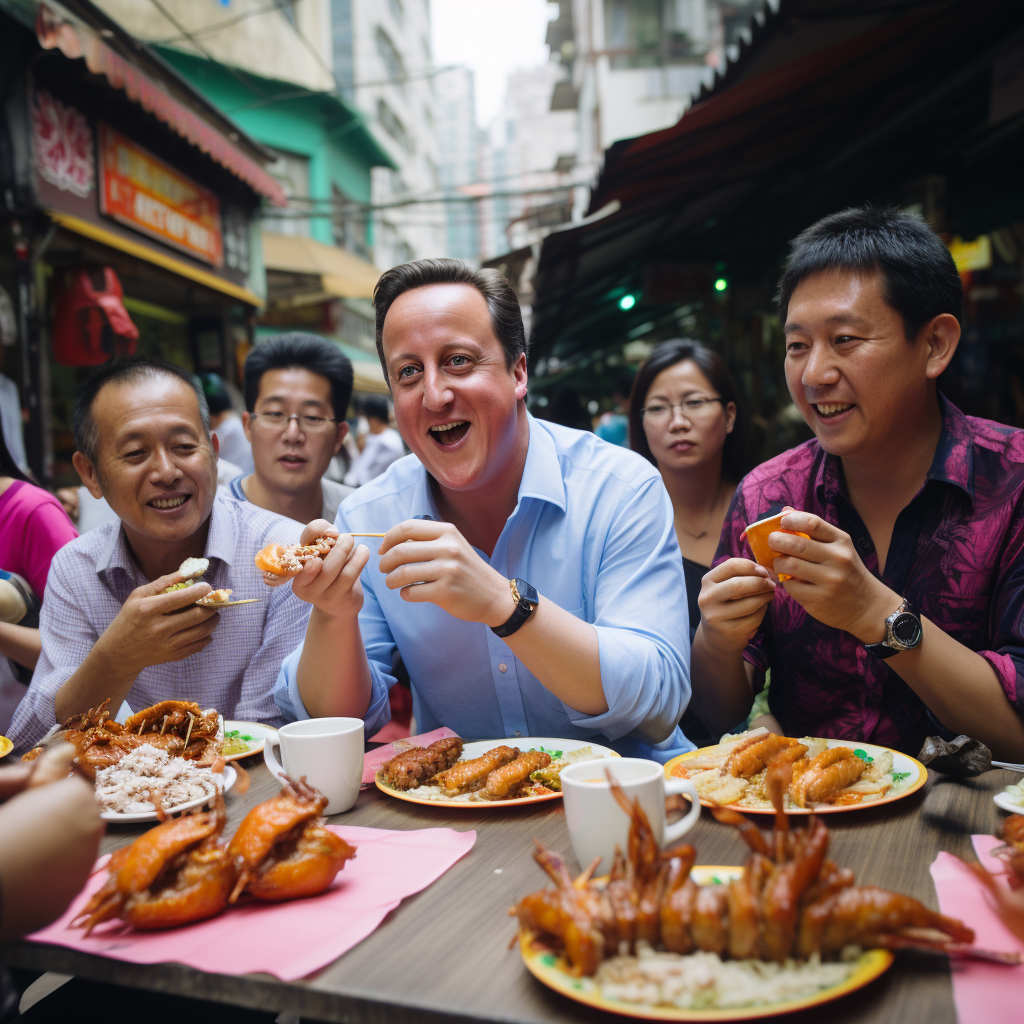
[549,0,770,200]
[434,66,480,264]
[331,0,446,267]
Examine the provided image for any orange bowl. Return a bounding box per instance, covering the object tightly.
[745,512,809,581]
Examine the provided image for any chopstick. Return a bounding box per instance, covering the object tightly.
[348,533,386,537]
[992,761,1024,772]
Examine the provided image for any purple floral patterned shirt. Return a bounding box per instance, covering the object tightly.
[714,397,1024,754]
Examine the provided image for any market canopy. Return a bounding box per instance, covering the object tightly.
[529,0,1024,362]
[262,231,381,301]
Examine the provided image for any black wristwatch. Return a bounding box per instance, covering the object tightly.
[491,578,539,638]
[864,598,923,660]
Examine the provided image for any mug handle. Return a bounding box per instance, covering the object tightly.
[663,776,701,843]
[263,738,286,783]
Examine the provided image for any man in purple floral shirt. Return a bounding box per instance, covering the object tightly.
[690,207,1024,759]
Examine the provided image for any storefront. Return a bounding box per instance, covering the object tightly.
[0,0,286,481]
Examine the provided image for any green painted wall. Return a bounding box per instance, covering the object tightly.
[158,48,392,248]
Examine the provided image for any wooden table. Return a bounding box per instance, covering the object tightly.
[1,759,1014,1023]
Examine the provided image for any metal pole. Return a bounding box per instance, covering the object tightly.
[11,217,43,480]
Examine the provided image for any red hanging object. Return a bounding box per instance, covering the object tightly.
[52,266,139,366]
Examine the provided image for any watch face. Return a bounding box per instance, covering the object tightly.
[891,613,922,647]
[514,579,539,605]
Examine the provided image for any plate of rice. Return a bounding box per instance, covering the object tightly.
[519,865,893,1020]
[94,743,236,822]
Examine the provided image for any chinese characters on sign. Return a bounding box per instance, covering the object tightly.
[99,124,223,266]
[33,90,94,198]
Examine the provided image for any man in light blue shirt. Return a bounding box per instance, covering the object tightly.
[272,258,693,762]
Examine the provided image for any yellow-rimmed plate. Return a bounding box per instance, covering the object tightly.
[0,735,12,759]
[665,738,926,815]
[520,865,894,1020]
[375,737,619,808]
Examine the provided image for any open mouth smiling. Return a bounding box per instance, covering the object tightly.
[428,421,469,446]
[813,402,854,419]
[149,494,191,510]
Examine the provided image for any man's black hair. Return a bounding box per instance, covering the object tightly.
[776,206,963,341]
[361,394,390,423]
[372,258,527,379]
[244,333,354,421]
[74,357,210,462]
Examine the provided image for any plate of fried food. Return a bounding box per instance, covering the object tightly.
[664,729,925,815]
[375,735,619,807]
[513,773,976,1020]
[75,777,355,934]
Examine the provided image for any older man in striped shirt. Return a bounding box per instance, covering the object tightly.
[7,358,309,751]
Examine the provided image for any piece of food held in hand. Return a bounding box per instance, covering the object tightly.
[744,512,810,581]
[73,780,355,934]
[671,729,910,810]
[513,765,977,1011]
[255,535,338,579]
[162,557,210,591]
[228,776,356,902]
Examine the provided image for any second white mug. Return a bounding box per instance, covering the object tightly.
[560,757,700,873]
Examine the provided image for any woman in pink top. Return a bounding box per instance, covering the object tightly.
[0,426,78,672]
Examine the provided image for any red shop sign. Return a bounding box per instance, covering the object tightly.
[98,123,223,266]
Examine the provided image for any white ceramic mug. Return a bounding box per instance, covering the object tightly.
[263,717,364,815]
[560,757,701,873]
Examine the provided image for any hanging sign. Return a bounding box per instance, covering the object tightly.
[98,123,223,266]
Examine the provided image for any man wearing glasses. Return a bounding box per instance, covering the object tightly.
[230,334,354,525]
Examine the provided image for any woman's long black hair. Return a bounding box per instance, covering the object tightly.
[0,416,31,483]
[628,338,749,483]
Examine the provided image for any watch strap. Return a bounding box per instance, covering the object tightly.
[491,578,537,639]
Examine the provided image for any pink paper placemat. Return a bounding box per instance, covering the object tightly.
[28,824,475,980]
[930,835,1024,1024]
[362,726,459,786]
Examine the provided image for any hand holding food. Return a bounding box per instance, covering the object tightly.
[377,519,511,626]
[257,522,370,622]
[97,571,220,675]
[696,558,776,654]
[765,510,901,643]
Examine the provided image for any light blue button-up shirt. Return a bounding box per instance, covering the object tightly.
[274,415,694,762]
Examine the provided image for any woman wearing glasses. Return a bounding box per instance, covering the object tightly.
[629,340,747,744]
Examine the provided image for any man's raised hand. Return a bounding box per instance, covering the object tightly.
[98,572,221,675]
[377,519,510,627]
[696,558,777,654]
[767,510,898,642]
[286,520,370,622]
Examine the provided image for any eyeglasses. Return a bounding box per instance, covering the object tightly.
[250,412,338,432]
[640,397,724,424]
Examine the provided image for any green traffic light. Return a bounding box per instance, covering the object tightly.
[714,278,728,292]
[619,294,636,310]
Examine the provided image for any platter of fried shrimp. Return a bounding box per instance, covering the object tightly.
[375,736,618,807]
[664,729,925,815]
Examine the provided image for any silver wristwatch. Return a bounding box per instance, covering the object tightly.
[864,598,923,660]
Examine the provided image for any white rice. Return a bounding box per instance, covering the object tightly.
[593,944,858,1009]
[94,743,220,815]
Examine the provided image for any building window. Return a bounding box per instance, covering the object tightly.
[377,98,413,153]
[605,0,694,68]
[265,148,311,238]
[375,25,405,84]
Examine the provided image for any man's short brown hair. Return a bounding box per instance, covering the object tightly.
[372,258,527,380]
